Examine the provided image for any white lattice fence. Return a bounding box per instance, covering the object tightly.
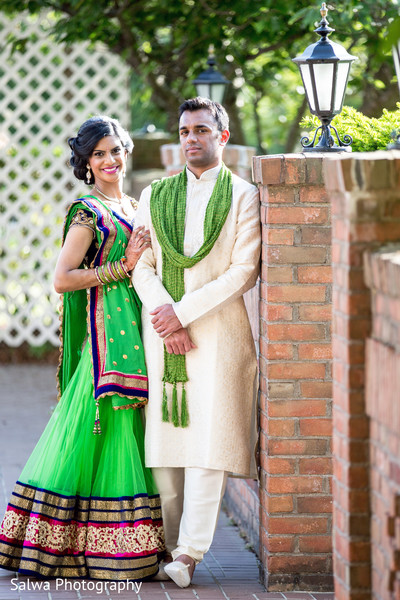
[0,13,131,347]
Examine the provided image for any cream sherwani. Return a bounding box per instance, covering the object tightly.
[132,164,261,480]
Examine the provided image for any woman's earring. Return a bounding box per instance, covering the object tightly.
[86,164,92,185]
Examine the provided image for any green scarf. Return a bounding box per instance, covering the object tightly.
[150,163,232,427]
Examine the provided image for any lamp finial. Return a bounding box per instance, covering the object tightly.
[315,2,333,39]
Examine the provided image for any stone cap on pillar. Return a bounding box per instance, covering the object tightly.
[364,244,400,298]
[323,149,400,195]
[252,153,333,187]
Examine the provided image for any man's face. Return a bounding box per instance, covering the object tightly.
[179,109,229,171]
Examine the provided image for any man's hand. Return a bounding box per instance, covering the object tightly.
[164,328,196,355]
[150,304,182,338]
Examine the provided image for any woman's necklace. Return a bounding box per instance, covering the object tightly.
[93,185,134,220]
[94,185,125,203]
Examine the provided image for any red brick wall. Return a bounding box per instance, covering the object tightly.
[364,247,400,600]
[224,478,260,555]
[324,151,400,600]
[253,153,333,591]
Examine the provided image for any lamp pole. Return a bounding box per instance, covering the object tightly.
[388,39,400,149]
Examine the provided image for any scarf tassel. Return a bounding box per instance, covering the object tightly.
[162,382,189,428]
[180,385,188,427]
[172,383,179,427]
[162,382,169,422]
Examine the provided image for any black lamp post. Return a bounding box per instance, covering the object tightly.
[292,3,357,152]
[192,45,230,104]
[393,39,400,95]
[388,39,400,149]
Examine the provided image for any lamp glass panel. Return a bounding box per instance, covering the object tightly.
[313,63,334,112]
[195,83,211,98]
[300,64,315,111]
[333,62,350,112]
[393,42,400,94]
[209,83,226,104]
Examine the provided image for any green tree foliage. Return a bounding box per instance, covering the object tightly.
[1,0,399,151]
[300,104,400,152]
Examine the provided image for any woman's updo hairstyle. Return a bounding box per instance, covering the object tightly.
[68,115,134,185]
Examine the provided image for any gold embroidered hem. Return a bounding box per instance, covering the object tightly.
[0,483,164,580]
[112,400,148,410]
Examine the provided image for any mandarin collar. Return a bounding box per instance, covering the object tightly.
[186,164,222,182]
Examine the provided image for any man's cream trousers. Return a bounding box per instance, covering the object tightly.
[152,467,228,563]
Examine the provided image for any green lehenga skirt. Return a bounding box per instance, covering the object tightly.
[0,343,164,580]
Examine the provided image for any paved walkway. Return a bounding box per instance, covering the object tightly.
[0,365,334,600]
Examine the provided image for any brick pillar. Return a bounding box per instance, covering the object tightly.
[253,154,333,590]
[364,246,400,600]
[323,151,400,600]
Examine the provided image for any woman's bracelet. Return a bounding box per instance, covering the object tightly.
[114,260,126,280]
[106,262,119,282]
[119,257,130,277]
[94,267,104,285]
[94,259,130,285]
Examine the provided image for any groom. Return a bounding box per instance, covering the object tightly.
[132,97,261,588]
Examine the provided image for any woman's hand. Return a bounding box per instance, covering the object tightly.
[125,226,151,270]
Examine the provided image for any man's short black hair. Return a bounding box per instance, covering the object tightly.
[178,97,229,132]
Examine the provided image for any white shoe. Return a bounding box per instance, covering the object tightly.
[164,559,192,588]
[152,560,171,581]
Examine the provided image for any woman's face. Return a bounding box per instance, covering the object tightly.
[88,135,127,186]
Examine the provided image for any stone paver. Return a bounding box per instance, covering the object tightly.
[0,364,334,600]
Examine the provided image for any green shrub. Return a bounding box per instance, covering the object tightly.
[300,104,400,152]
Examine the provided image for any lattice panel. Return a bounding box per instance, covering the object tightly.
[0,13,130,347]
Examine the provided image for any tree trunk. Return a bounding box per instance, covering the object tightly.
[360,62,399,117]
[253,92,267,155]
[223,87,246,145]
